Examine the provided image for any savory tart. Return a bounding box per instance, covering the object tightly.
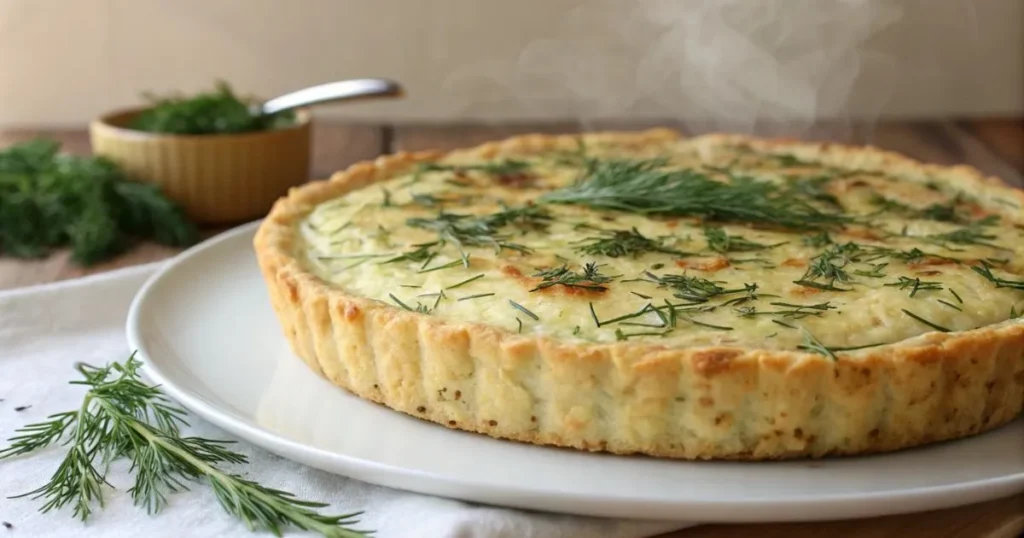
[254,129,1024,460]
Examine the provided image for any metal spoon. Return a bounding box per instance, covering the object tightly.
[252,78,404,117]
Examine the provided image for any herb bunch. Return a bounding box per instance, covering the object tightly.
[130,80,295,135]
[0,354,370,537]
[539,158,849,230]
[0,139,198,264]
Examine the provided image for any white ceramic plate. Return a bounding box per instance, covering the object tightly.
[126,221,1024,524]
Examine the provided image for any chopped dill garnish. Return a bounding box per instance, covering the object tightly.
[446,274,485,290]
[884,276,943,297]
[948,288,963,304]
[937,299,962,311]
[736,301,836,319]
[418,259,463,273]
[686,319,734,331]
[802,232,833,247]
[972,262,1024,290]
[539,157,849,231]
[589,302,601,328]
[901,308,950,332]
[406,205,550,265]
[797,327,837,360]
[641,271,751,303]
[457,293,495,302]
[508,300,539,320]
[615,328,672,340]
[853,263,888,278]
[920,218,1008,251]
[381,241,440,265]
[380,188,393,207]
[572,325,581,335]
[630,291,652,299]
[516,317,523,333]
[574,227,688,258]
[410,193,442,207]
[420,159,532,178]
[772,319,797,329]
[530,263,614,292]
[703,226,781,253]
[388,293,414,312]
[793,243,855,291]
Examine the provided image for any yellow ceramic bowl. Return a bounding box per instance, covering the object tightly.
[89,107,311,224]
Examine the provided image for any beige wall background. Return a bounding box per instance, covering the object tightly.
[0,0,1021,129]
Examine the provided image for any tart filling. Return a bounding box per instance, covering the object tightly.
[297,135,1024,355]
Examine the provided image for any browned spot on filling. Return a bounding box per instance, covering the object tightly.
[453,390,462,400]
[416,406,426,413]
[909,257,959,267]
[915,270,943,276]
[839,226,882,241]
[782,258,807,268]
[699,396,715,407]
[448,420,457,426]
[487,420,498,427]
[869,428,880,439]
[675,256,730,272]
[530,415,537,422]
[794,428,804,439]
[496,172,536,188]
[791,286,822,297]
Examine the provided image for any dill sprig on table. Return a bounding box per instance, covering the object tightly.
[539,158,849,230]
[0,353,370,538]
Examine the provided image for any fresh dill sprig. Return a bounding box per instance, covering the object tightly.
[530,262,614,292]
[884,276,943,297]
[0,354,369,537]
[539,158,849,230]
[573,227,688,258]
[702,226,780,253]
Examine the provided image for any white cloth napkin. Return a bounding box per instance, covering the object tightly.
[0,263,694,538]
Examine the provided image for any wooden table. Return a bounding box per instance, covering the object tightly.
[1,119,1022,538]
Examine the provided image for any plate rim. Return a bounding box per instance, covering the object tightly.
[125,220,1024,523]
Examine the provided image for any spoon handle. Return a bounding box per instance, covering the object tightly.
[259,78,403,115]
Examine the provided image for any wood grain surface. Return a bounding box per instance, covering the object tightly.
[1,119,1022,538]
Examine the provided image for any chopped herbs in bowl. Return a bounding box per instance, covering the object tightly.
[128,80,296,135]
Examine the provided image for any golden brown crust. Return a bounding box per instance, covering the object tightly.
[254,128,1024,460]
